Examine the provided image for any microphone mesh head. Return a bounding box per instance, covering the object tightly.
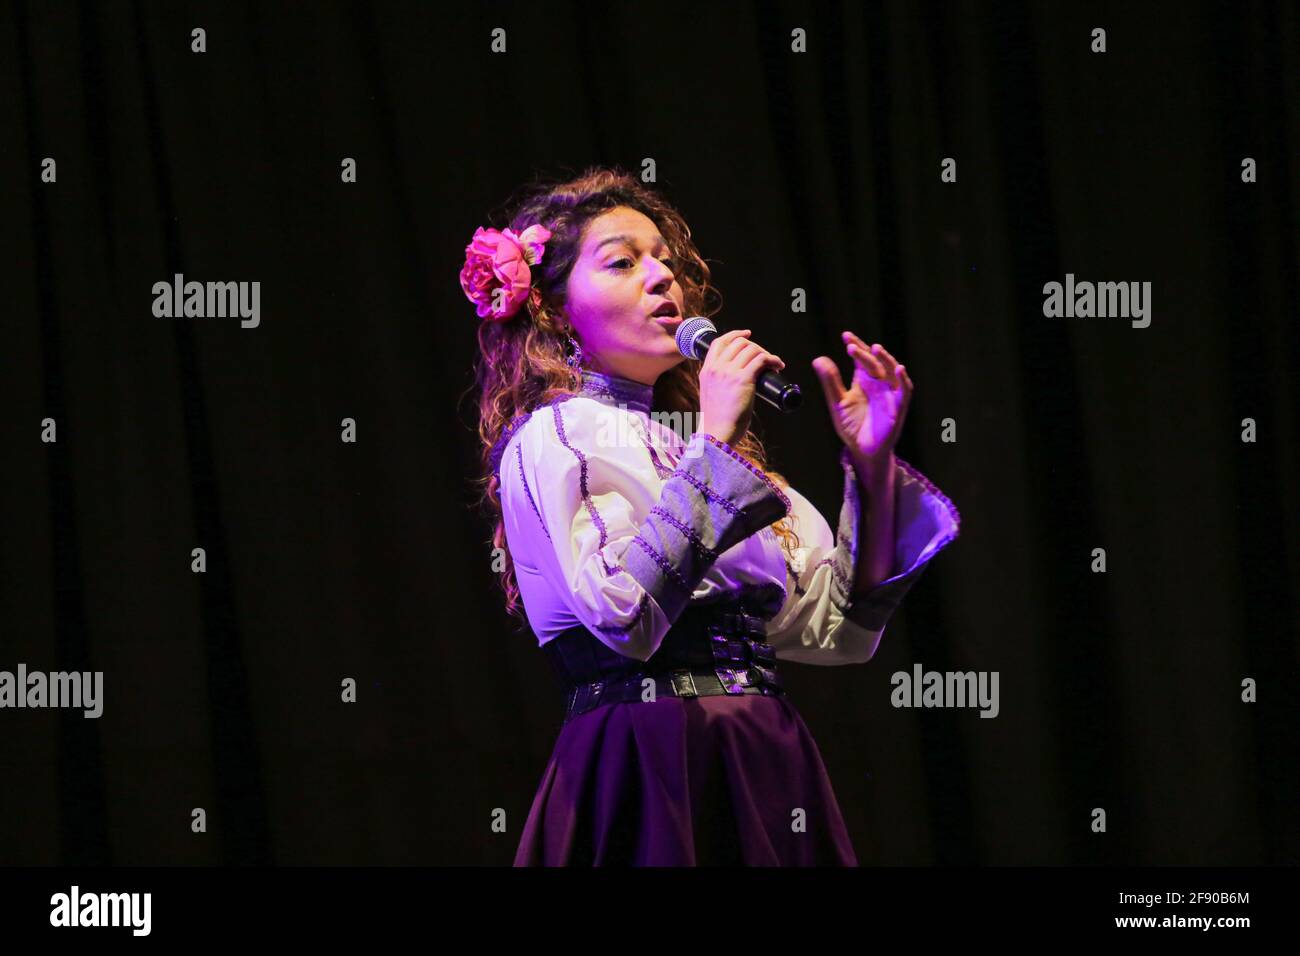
[675,316,717,359]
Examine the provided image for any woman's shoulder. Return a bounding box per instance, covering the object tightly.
[489,394,625,479]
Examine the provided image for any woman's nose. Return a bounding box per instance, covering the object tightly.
[646,259,674,291]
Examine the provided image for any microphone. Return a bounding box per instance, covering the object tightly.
[675,317,802,412]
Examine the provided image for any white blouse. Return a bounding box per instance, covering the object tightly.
[493,368,961,666]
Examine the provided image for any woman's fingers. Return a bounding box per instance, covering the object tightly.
[740,347,784,375]
[840,330,885,376]
[710,331,783,377]
[871,342,902,386]
[737,335,784,372]
[728,338,762,366]
[842,331,906,387]
[811,355,847,407]
[719,338,752,364]
[709,329,752,364]
[847,341,888,379]
[842,329,872,352]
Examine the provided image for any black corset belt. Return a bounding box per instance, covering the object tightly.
[541,602,786,725]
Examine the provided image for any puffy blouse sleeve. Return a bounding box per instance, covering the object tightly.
[764,448,961,665]
[497,398,792,662]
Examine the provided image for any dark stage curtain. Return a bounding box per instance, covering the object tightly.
[1,0,1295,865]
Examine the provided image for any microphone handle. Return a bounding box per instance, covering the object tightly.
[692,330,802,413]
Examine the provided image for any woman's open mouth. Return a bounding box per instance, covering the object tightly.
[651,302,681,330]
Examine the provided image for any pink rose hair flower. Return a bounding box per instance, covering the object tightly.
[459,223,553,321]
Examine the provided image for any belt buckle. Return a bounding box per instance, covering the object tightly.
[571,680,605,716]
[669,669,699,698]
[714,665,752,694]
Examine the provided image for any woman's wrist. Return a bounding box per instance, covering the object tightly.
[696,421,737,446]
[849,448,897,488]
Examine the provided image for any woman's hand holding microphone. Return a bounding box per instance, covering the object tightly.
[695,329,786,446]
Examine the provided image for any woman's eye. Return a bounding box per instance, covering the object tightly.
[609,256,675,271]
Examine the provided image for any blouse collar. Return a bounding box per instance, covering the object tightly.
[578,368,654,415]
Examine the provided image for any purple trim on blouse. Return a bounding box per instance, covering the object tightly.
[699,433,793,514]
[896,454,963,531]
[488,369,654,481]
[648,503,721,565]
[488,393,579,480]
[840,453,861,566]
[515,441,551,542]
[577,368,654,414]
[631,535,691,592]
[552,402,620,577]
[590,592,653,637]
[670,466,744,518]
[646,442,675,479]
[625,411,678,480]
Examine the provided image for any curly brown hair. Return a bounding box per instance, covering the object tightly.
[465,166,802,628]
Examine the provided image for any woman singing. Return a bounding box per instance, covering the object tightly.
[463,167,961,865]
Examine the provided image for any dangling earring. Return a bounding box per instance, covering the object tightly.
[563,329,585,370]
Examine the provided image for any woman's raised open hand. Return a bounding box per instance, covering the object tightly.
[811,332,912,468]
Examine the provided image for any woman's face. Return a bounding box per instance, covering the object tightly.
[560,206,687,385]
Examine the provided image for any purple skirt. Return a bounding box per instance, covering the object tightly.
[513,692,858,866]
